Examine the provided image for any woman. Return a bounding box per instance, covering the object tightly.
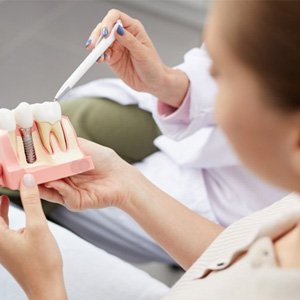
[1,1,300,299]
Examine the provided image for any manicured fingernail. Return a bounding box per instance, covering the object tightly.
[97,54,103,63]
[102,27,109,38]
[23,174,36,188]
[85,39,92,47]
[117,25,124,36]
[97,53,107,63]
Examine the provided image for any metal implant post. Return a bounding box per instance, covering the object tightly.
[20,128,36,164]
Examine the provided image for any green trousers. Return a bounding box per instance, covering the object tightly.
[1,98,161,215]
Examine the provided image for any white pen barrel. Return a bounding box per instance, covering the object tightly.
[67,33,116,88]
[54,20,122,100]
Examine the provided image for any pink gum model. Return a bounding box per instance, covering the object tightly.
[0,116,94,190]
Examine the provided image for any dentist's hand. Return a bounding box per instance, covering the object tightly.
[40,138,142,211]
[0,175,67,300]
[86,9,189,108]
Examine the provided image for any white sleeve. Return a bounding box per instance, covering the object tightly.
[152,47,240,168]
[153,46,218,141]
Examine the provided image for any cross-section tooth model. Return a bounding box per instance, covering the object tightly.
[33,101,67,153]
[0,101,94,190]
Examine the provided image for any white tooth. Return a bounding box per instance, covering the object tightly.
[0,109,17,154]
[33,102,66,153]
[32,101,61,125]
[0,109,16,131]
[14,102,34,128]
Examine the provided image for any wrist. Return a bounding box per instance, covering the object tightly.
[26,273,67,300]
[153,66,189,108]
[119,168,161,216]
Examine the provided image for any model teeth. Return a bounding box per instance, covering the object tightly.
[32,101,61,124]
[14,102,34,129]
[0,108,16,131]
[32,102,67,153]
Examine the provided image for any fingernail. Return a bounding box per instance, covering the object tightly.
[102,27,109,38]
[117,25,124,36]
[23,174,36,188]
[97,54,103,63]
[85,39,92,48]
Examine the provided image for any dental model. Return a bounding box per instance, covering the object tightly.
[0,101,94,190]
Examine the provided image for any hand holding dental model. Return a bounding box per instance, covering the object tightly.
[0,176,67,300]
[0,101,94,190]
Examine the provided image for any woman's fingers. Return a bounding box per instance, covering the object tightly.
[0,195,9,226]
[114,26,146,58]
[42,180,78,210]
[86,22,104,49]
[86,9,144,50]
[39,185,64,205]
[101,9,141,35]
[0,216,8,229]
[20,174,47,229]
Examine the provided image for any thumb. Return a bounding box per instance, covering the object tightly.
[20,174,47,228]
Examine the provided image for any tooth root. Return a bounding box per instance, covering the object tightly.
[37,122,52,154]
[52,121,67,151]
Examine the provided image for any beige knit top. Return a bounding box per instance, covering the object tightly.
[164,193,300,300]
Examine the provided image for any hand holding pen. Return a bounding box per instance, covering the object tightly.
[85,9,189,108]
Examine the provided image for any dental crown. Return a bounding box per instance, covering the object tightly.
[0,108,16,131]
[14,102,34,129]
[32,101,61,124]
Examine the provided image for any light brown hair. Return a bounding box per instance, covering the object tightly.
[224,1,300,112]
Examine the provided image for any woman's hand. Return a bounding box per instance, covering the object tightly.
[0,174,67,300]
[39,138,142,211]
[86,9,189,108]
[40,139,223,269]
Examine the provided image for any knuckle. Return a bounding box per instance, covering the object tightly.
[23,192,38,204]
[134,18,142,27]
[91,23,102,35]
[29,221,46,233]
[108,8,120,16]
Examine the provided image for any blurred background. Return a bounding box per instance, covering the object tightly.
[0,0,208,109]
[0,0,209,286]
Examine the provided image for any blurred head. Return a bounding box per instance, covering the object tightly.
[205,1,300,192]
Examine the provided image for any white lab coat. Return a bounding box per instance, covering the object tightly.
[63,47,288,227]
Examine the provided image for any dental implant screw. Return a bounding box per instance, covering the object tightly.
[20,128,37,164]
